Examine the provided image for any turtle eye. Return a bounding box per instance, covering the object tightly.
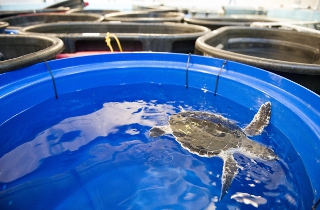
[218,132,226,137]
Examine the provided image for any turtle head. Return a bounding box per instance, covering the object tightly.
[241,139,278,161]
[150,127,165,137]
[253,145,278,161]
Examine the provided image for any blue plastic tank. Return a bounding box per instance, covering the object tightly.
[0,53,319,209]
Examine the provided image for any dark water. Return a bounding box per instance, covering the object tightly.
[0,83,313,209]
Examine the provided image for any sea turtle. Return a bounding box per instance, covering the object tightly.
[149,101,277,200]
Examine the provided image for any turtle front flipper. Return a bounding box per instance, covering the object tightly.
[244,102,271,136]
[149,125,172,137]
[219,153,239,200]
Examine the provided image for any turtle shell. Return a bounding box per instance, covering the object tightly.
[169,111,246,157]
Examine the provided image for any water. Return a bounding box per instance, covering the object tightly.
[0,83,313,209]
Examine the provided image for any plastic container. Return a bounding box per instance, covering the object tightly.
[0,13,104,34]
[132,5,179,13]
[1,13,104,27]
[0,34,64,73]
[19,22,210,54]
[66,8,120,15]
[104,11,184,23]
[222,6,267,16]
[0,53,318,209]
[184,16,276,30]
[187,10,221,19]
[0,8,70,19]
[44,0,85,9]
[0,22,9,33]
[195,26,320,94]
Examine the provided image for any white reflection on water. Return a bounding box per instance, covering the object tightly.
[205,197,218,210]
[231,192,267,208]
[0,101,175,183]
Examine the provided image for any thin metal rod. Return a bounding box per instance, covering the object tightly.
[312,198,320,210]
[185,53,191,89]
[45,61,58,100]
[214,60,227,96]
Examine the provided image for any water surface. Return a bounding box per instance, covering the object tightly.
[0,83,313,209]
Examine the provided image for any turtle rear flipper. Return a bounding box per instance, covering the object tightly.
[219,154,239,200]
[244,102,271,136]
[150,125,172,137]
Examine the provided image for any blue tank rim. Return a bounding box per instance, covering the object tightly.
[0,52,319,205]
[1,52,318,105]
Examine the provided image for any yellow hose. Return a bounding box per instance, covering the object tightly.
[105,32,123,52]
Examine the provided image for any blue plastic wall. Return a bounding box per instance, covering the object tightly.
[0,53,319,206]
